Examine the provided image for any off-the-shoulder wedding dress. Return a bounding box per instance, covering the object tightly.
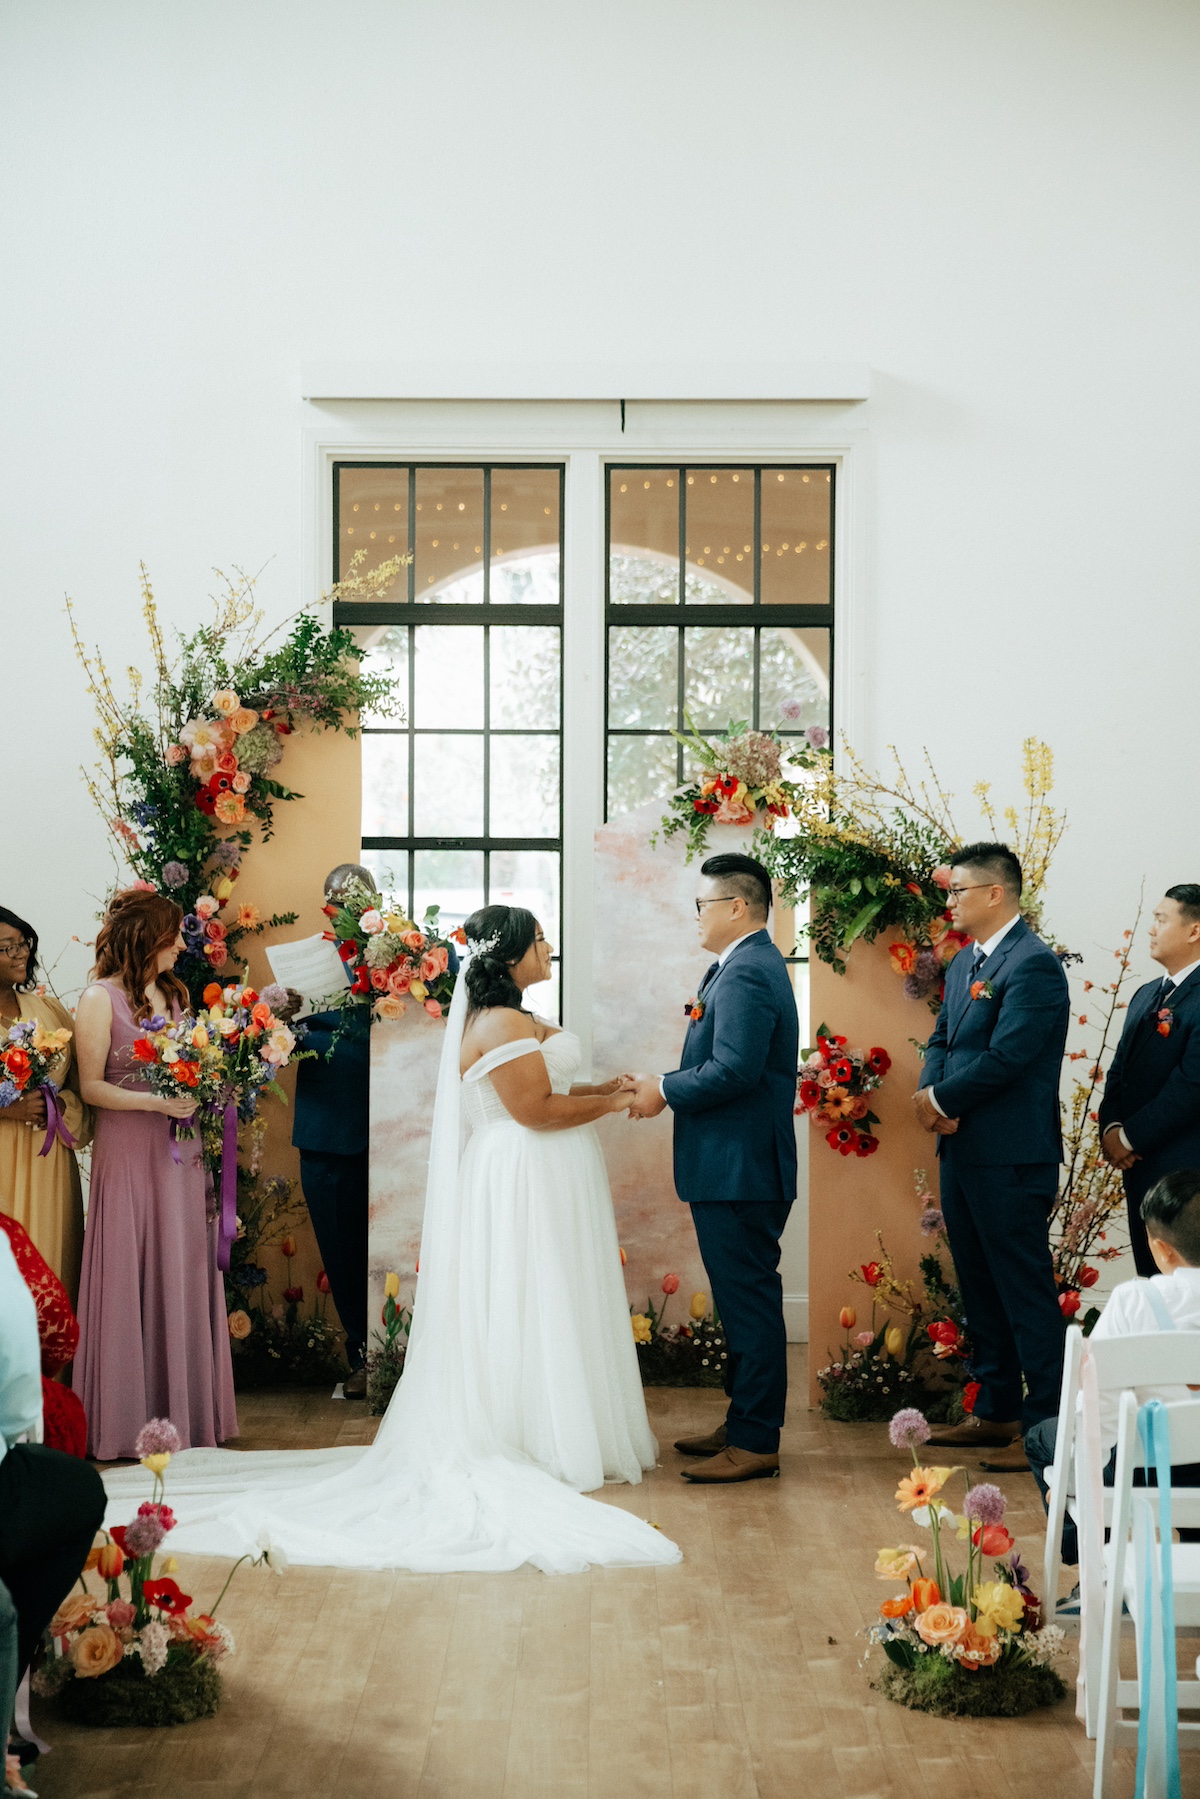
[100,968,680,1574]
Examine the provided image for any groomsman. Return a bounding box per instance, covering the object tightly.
[913,843,1070,1464]
[1098,885,1200,1277]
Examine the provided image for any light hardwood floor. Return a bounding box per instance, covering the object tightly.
[30,1349,1163,1799]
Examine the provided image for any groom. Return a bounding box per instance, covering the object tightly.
[627,853,799,1484]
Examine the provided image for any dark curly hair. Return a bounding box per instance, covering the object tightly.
[0,907,38,993]
[463,905,538,1015]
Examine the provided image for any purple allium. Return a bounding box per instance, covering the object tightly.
[134,1417,182,1457]
[161,861,189,889]
[210,841,241,871]
[963,1482,1006,1525]
[918,1207,946,1237]
[779,697,805,723]
[805,724,829,749]
[888,1408,932,1450]
[122,1512,166,1558]
[259,983,288,1009]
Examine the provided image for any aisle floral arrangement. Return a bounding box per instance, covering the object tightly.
[867,1409,1067,1717]
[365,1271,412,1414]
[223,1169,347,1388]
[631,1274,728,1387]
[818,1180,971,1423]
[69,556,404,1005]
[0,1016,76,1152]
[34,1420,281,1727]
[796,1025,890,1158]
[654,710,829,861]
[321,877,458,1027]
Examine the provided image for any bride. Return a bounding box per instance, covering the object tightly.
[100,905,681,1574]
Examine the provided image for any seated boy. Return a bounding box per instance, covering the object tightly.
[1025,1165,1200,1568]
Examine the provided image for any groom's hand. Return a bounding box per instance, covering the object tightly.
[626,1074,667,1120]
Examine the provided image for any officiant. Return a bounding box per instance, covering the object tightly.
[281,863,377,1398]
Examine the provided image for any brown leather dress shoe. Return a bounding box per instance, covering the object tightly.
[924,1416,1020,1449]
[680,1447,779,1484]
[674,1424,728,1458]
[343,1367,368,1400]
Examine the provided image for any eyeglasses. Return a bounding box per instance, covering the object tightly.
[695,896,739,916]
[0,941,29,960]
[945,885,992,901]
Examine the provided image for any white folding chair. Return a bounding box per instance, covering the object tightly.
[1038,1329,1200,1737]
[1093,1391,1200,1799]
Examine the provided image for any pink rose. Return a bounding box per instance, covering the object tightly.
[195,895,219,920]
[103,1599,136,1631]
[423,999,442,1017]
[231,771,251,793]
[387,968,412,996]
[431,944,449,974]
[131,879,157,893]
[360,909,385,935]
[204,919,227,941]
[932,866,953,890]
[371,969,389,990]
[714,796,756,826]
[204,941,228,968]
[165,743,188,766]
[420,952,441,983]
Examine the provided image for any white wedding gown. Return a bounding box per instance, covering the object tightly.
[99,1000,681,1575]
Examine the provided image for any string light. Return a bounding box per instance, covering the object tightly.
[620,483,628,492]
[353,503,360,511]
[643,480,650,489]
[458,502,465,511]
[347,527,355,535]
[666,478,674,487]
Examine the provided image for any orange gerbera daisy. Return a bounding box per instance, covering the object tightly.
[895,1467,948,1513]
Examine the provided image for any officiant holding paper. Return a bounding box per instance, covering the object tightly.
[274,863,376,1397]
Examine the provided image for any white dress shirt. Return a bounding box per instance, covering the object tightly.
[0,1234,42,1463]
[1089,1266,1200,1451]
[928,913,1022,1117]
[1107,959,1200,1151]
[658,928,770,1104]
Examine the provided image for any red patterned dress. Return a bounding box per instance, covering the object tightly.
[0,1210,88,1456]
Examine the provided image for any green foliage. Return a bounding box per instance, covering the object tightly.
[366,1291,412,1414]
[56,1649,223,1728]
[875,1655,1067,1719]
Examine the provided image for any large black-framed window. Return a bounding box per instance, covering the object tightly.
[332,461,565,1014]
[605,463,834,821]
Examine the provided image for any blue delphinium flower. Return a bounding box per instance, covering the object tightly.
[0,1079,18,1107]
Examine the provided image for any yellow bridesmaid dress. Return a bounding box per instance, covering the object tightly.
[0,991,92,1302]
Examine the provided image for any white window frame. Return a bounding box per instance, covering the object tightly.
[302,405,867,1071]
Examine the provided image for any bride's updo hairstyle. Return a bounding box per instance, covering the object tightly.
[463,905,538,1015]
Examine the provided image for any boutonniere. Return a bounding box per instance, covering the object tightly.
[1157,1008,1173,1037]
[970,980,995,1001]
[684,998,705,1022]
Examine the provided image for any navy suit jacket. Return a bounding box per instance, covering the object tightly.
[1097,968,1200,1194]
[663,930,799,1206]
[919,917,1069,1166]
[292,1004,369,1157]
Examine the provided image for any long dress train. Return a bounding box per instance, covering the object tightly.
[100,994,681,1574]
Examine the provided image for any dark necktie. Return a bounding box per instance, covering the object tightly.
[1157,976,1176,1013]
[699,960,721,994]
[970,946,985,977]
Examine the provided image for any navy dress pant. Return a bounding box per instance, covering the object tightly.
[299,1149,369,1370]
[690,1198,792,1455]
[938,1150,1065,1430]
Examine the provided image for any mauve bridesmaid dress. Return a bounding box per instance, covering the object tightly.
[75,980,237,1460]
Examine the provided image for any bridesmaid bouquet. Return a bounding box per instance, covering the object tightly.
[33,1417,282,1728]
[131,983,301,1268]
[0,1016,78,1154]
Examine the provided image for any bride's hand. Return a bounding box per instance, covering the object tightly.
[593,1075,636,1096]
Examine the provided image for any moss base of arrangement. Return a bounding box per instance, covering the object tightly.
[875,1656,1066,1719]
[56,1655,223,1728]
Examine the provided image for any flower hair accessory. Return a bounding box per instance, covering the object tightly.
[466,933,501,957]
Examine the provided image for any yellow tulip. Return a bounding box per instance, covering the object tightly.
[689,1292,708,1321]
[885,1326,904,1358]
[141,1453,171,1476]
[384,1271,401,1299]
[161,1556,178,1574]
[214,877,234,901]
[410,980,428,1000]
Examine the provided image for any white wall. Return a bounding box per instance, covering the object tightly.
[4,0,1199,1004]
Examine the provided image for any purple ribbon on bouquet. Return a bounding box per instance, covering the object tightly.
[216,1099,238,1273]
[167,1117,185,1165]
[37,1081,78,1159]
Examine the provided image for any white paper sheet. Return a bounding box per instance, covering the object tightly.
[265,934,350,1011]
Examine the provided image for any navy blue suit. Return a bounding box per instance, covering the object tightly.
[663,929,799,1454]
[1098,967,1200,1276]
[920,917,1069,1428]
[293,1004,370,1367]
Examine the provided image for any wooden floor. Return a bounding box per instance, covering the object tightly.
[30,1348,1166,1799]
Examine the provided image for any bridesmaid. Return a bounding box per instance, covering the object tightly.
[0,907,92,1301]
[74,888,237,1460]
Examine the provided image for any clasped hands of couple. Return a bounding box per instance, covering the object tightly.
[591,1073,668,1122]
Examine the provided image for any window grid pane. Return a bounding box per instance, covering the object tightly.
[604,462,834,824]
[341,462,563,1015]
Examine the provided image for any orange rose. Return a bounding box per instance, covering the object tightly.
[70,1622,124,1678]
[419,952,442,983]
[229,707,259,735]
[956,1622,1002,1671]
[401,931,426,951]
[914,1603,969,1647]
[51,1593,98,1634]
[376,995,406,1019]
[212,689,240,716]
[228,1309,252,1339]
